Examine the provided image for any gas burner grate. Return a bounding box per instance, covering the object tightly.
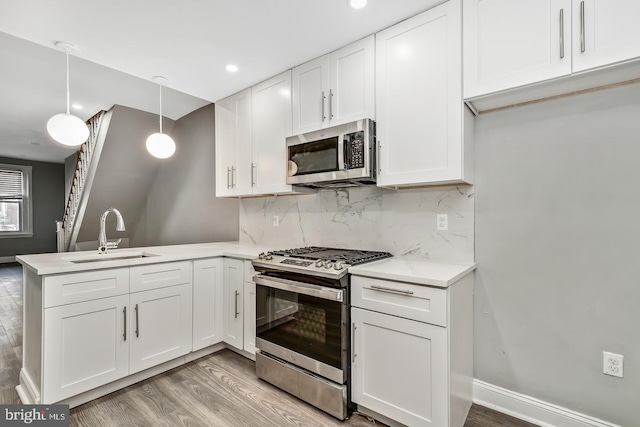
[270,246,392,266]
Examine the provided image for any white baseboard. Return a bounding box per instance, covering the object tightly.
[0,256,16,264]
[473,380,620,427]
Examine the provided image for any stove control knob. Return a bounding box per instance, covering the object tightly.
[333,262,344,270]
[258,252,265,260]
[324,261,333,269]
[315,259,324,268]
[265,252,273,261]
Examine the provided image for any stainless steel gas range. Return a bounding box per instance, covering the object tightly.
[252,246,392,420]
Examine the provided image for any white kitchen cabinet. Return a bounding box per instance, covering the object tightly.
[251,70,296,195]
[352,307,448,427]
[572,0,640,72]
[292,35,374,134]
[242,261,257,355]
[464,0,640,110]
[129,283,192,374]
[214,88,252,197]
[42,294,129,403]
[192,258,224,351]
[223,258,244,349]
[464,0,572,99]
[376,0,472,187]
[351,272,473,427]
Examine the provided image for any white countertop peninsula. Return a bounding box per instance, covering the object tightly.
[16,241,273,275]
[348,256,476,287]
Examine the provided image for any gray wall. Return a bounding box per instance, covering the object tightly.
[0,157,64,258]
[76,106,175,244]
[475,83,640,426]
[131,104,239,246]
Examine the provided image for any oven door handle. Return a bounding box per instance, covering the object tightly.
[254,275,344,302]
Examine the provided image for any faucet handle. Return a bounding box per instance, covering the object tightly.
[106,238,122,249]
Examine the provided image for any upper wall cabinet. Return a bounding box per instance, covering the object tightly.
[215,72,308,198]
[465,0,640,111]
[215,89,252,197]
[463,0,572,99]
[376,0,473,188]
[292,35,375,135]
[573,0,640,72]
[251,70,299,196]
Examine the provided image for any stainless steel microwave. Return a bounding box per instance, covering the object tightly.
[285,119,376,188]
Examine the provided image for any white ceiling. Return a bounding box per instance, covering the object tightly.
[0,0,440,163]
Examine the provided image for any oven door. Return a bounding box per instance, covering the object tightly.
[254,275,347,384]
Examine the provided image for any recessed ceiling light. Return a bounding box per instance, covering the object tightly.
[72,103,83,110]
[348,0,367,10]
[226,64,239,73]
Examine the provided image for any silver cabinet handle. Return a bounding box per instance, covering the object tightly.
[329,89,334,120]
[321,91,326,121]
[227,167,231,189]
[369,284,414,295]
[251,163,256,186]
[234,290,240,318]
[134,304,139,338]
[559,9,565,59]
[231,166,236,188]
[580,1,585,53]
[123,306,127,341]
[377,140,381,174]
[352,323,357,363]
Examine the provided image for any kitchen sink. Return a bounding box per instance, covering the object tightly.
[64,252,159,264]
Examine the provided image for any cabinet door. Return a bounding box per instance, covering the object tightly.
[328,35,375,126]
[376,0,466,186]
[292,56,329,134]
[214,89,252,197]
[464,0,571,98]
[573,0,640,72]
[43,295,129,402]
[242,281,256,355]
[252,70,295,195]
[351,308,447,427]
[223,258,244,349]
[192,258,224,351]
[129,284,192,374]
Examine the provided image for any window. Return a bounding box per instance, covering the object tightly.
[0,164,32,237]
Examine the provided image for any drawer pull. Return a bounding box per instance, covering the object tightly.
[369,284,414,295]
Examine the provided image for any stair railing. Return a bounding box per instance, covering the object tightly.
[56,110,106,252]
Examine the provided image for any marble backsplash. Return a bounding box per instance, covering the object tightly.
[239,184,474,264]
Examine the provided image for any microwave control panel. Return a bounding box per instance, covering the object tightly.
[344,131,365,169]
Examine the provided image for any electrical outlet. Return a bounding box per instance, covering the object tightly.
[437,214,448,231]
[603,351,624,378]
[272,215,279,227]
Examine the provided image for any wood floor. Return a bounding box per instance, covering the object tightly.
[0,262,537,427]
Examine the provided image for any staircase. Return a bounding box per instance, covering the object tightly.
[56,110,111,252]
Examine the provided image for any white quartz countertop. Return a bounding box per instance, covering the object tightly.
[348,257,476,288]
[16,242,273,276]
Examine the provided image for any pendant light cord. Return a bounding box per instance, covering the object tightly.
[159,83,163,134]
[65,50,71,114]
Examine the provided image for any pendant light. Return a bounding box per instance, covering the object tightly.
[146,76,176,159]
[46,42,90,146]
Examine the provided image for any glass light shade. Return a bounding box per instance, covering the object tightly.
[146,132,176,159]
[47,113,90,146]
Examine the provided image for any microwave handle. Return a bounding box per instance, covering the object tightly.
[338,134,346,171]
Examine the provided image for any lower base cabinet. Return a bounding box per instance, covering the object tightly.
[243,281,257,354]
[351,307,448,427]
[223,258,244,349]
[43,294,129,403]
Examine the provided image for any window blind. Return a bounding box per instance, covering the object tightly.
[0,169,23,199]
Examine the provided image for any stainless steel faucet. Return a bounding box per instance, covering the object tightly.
[98,207,125,254]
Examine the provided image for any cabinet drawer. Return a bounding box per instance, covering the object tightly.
[43,268,129,308]
[130,261,192,293]
[351,276,447,327]
[244,260,257,283]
